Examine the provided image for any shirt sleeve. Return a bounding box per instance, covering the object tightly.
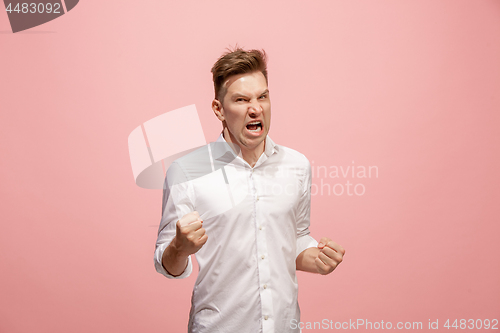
[295,157,318,258]
[154,161,196,279]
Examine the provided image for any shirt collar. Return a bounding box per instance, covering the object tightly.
[214,133,279,161]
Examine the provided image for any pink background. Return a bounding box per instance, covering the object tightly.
[1,1,499,332]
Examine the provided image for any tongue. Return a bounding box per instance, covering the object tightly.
[247,124,259,130]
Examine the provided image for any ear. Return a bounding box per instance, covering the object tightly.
[212,99,225,122]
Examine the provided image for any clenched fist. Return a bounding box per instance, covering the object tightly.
[315,237,345,275]
[296,237,345,275]
[173,211,208,256]
[162,211,208,276]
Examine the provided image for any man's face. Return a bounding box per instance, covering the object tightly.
[213,71,271,153]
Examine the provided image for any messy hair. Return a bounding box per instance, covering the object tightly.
[211,47,268,100]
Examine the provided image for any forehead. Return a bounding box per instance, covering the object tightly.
[223,71,268,95]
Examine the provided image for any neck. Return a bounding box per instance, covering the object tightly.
[222,128,265,168]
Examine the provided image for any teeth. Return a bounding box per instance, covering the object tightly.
[247,121,262,132]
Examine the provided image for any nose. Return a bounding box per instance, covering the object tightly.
[248,99,263,116]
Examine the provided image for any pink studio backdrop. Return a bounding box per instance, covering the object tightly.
[1,1,499,332]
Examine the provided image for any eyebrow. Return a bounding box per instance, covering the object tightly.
[232,89,269,99]
[232,93,249,99]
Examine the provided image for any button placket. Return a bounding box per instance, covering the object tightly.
[252,168,274,333]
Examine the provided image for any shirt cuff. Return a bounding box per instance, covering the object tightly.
[296,235,319,258]
[154,242,193,279]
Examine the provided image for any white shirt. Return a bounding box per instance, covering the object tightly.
[154,134,317,333]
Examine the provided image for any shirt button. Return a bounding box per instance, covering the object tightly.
[261,255,265,260]
[263,284,267,289]
[256,196,259,201]
[264,315,269,320]
[259,226,263,230]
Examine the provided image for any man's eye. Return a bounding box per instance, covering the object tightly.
[259,94,268,99]
[236,98,246,102]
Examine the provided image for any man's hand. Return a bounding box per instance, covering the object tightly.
[162,211,208,276]
[296,237,345,275]
[172,211,208,257]
[314,237,345,275]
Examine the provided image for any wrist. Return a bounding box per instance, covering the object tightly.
[169,236,190,260]
[162,239,190,277]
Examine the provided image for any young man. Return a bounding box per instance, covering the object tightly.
[155,48,345,333]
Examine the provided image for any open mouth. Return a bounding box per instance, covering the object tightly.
[246,121,262,132]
